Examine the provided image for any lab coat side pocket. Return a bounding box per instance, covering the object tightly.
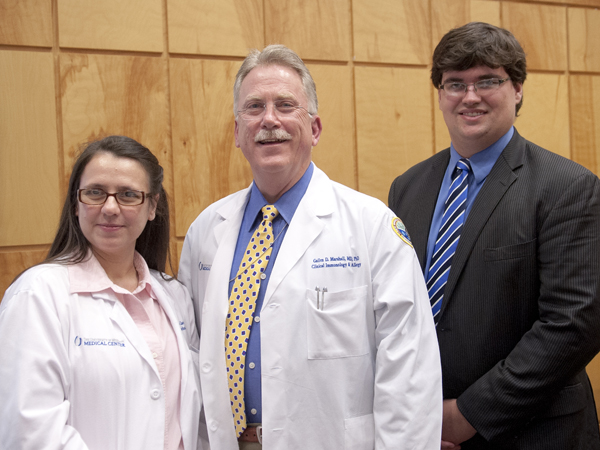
[344,414,374,450]
[306,285,369,359]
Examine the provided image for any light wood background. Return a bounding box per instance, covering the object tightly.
[2,0,600,414]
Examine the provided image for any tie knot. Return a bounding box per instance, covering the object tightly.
[262,205,279,221]
[456,158,471,173]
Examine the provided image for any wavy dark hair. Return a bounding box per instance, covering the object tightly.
[46,135,173,275]
[431,22,527,114]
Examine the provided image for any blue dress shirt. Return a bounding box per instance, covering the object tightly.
[228,163,314,424]
[424,127,514,275]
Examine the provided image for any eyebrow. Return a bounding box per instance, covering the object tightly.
[442,73,503,83]
[81,183,142,191]
[243,92,298,103]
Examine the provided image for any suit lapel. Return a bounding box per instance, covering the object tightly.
[440,132,525,315]
[412,152,450,269]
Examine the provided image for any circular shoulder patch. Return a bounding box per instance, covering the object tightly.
[392,217,412,248]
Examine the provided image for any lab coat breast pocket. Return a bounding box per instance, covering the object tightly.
[306,285,369,359]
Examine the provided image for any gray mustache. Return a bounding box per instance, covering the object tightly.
[254,129,292,142]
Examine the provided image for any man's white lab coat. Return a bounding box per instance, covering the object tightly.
[180,166,442,450]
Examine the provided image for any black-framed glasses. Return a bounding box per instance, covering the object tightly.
[77,188,149,206]
[439,78,511,97]
[237,100,312,119]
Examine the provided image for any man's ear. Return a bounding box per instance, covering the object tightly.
[311,115,323,147]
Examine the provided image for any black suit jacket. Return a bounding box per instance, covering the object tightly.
[389,130,600,449]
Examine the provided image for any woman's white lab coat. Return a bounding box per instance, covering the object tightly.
[179,166,442,450]
[0,259,203,450]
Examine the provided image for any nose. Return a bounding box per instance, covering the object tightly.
[462,84,481,103]
[101,195,120,215]
[261,103,281,127]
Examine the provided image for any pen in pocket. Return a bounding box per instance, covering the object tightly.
[315,286,328,311]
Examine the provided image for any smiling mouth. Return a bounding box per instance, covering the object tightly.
[461,112,485,117]
[258,139,288,144]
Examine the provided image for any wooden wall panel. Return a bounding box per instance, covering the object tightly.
[518,0,600,6]
[167,0,263,56]
[176,240,184,275]
[0,0,52,47]
[568,8,600,73]
[0,248,49,299]
[469,1,500,28]
[502,3,567,72]
[58,0,162,52]
[170,58,252,237]
[60,53,170,188]
[355,66,433,203]
[516,73,570,159]
[570,75,600,174]
[431,0,500,53]
[0,50,60,247]
[353,0,430,64]
[307,64,356,189]
[265,0,350,61]
[589,355,600,420]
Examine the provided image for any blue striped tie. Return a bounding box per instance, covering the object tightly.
[427,158,471,324]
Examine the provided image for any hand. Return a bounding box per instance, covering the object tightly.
[442,399,477,446]
[441,440,461,449]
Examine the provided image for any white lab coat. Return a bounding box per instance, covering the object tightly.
[179,166,442,450]
[0,258,204,450]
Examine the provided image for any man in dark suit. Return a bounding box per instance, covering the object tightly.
[389,22,600,449]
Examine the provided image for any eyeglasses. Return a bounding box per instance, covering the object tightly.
[78,188,149,206]
[439,78,511,97]
[237,100,312,119]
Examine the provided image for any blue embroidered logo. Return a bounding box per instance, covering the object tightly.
[75,336,125,348]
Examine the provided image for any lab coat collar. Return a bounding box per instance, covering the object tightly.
[68,250,156,300]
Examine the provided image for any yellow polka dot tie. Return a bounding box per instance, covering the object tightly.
[225,205,279,437]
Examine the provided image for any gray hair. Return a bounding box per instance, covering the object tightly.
[233,44,318,116]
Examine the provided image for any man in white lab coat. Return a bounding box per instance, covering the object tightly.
[179,44,442,450]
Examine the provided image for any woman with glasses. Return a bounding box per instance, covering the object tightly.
[0,136,203,450]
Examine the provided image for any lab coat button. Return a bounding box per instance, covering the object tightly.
[150,389,161,400]
[202,362,212,372]
[249,362,255,369]
[251,408,257,415]
[254,316,260,323]
[209,420,219,431]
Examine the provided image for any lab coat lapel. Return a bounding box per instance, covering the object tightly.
[151,280,192,391]
[105,295,160,376]
[209,188,251,318]
[440,133,523,316]
[262,167,333,306]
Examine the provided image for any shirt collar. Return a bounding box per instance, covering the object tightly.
[69,250,155,297]
[245,162,314,231]
[449,126,514,184]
